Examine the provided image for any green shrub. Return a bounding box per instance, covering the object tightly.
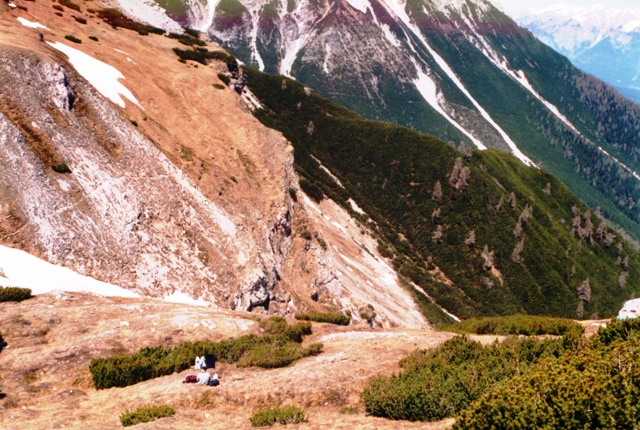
[299,229,312,240]
[89,318,318,389]
[58,0,80,11]
[88,36,98,41]
[441,314,585,336]
[0,287,32,302]
[51,163,72,173]
[64,35,81,44]
[52,4,63,11]
[212,83,226,90]
[119,404,175,427]
[167,32,206,47]
[249,405,307,427]
[295,311,350,326]
[74,16,87,24]
[455,319,640,429]
[0,332,7,352]
[299,178,323,202]
[172,47,235,66]
[363,335,568,422]
[288,187,297,202]
[217,73,230,86]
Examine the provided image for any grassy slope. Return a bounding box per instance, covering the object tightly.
[245,67,640,321]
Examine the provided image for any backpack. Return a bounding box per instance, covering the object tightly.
[183,375,198,383]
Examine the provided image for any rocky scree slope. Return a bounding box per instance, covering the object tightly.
[127,0,640,240]
[0,0,428,328]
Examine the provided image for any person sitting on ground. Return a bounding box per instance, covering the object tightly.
[197,367,211,386]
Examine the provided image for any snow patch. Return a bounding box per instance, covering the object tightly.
[617,298,640,320]
[112,0,183,33]
[348,198,365,215]
[0,245,139,298]
[47,42,143,110]
[164,291,209,307]
[412,62,486,150]
[311,155,344,188]
[16,17,49,30]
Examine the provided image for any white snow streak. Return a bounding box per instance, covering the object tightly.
[250,9,265,70]
[0,245,139,298]
[112,0,183,33]
[16,17,49,30]
[348,198,365,215]
[47,42,143,110]
[379,0,535,166]
[412,62,486,149]
[346,0,371,15]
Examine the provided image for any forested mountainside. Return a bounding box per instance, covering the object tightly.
[517,5,640,103]
[243,67,640,321]
[126,0,640,240]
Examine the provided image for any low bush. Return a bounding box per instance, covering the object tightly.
[52,163,72,173]
[88,36,98,42]
[119,404,175,427]
[0,332,7,351]
[167,32,206,47]
[74,16,87,24]
[441,314,585,336]
[249,405,307,427]
[363,335,568,421]
[455,318,640,429]
[295,311,350,326]
[58,0,80,11]
[64,35,81,44]
[299,178,323,202]
[288,187,297,202]
[52,4,63,11]
[217,72,230,86]
[90,317,321,389]
[172,47,236,67]
[0,286,32,302]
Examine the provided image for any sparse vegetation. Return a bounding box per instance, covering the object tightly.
[51,163,72,173]
[212,83,226,90]
[52,4,63,11]
[295,311,350,326]
[288,187,297,202]
[74,16,87,24]
[172,47,236,68]
[64,35,81,44]
[340,407,360,414]
[0,287,32,303]
[119,405,175,427]
[58,0,80,12]
[89,317,322,389]
[299,229,311,240]
[167,32,206,47]
[217,72,230,86]
[96,8,165,35]
[88,36,98,42]
[441,314,585,336]
[249,405,307,427]
[180,145,193,161]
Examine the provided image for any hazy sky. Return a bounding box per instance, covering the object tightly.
[496,0,640,17]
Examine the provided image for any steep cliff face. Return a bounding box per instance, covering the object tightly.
[0,1,428,327]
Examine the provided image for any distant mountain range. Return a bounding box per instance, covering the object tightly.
[516,4,640,103]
